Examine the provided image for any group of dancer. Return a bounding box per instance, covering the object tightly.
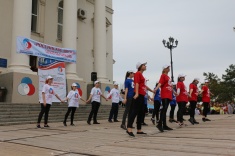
[123,62,212,137]
[36,62,212,138]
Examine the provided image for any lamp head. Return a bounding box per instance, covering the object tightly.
[175,40,178,46]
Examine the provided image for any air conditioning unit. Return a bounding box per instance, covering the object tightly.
[77,9,87,20]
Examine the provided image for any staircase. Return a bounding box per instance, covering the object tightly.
[0,103,125,126]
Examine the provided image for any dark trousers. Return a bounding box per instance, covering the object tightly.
[37,104,51,125]
[152,100,161,121]
[158,98,170,126]
[177,101,187,122]
[109,103,119,121]
[127,94,144,130]
[189,101,197,118]
[203,102,209,117]
[88,101,100,122]
[141,104,148,123]
[64,107,77,124]
[122,98,132,125]
[169,104,176,119]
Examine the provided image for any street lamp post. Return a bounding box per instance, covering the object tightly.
[162,37,178,82]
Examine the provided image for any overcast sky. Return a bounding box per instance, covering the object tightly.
[112,0,235,92]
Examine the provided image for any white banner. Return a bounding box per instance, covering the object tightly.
[38,58,66,103]
[16,36,76,63]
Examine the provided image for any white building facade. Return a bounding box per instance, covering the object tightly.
[0,0,114,103]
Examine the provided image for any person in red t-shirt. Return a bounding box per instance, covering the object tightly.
[200,80,213,122]
[188,78,200,125]
[154,65,173,132]
[176,73,188,126]
[126,62,154,137]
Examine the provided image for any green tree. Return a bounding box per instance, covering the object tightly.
[203,64,235,102]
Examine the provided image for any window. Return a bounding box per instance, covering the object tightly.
[57,0,63,40]
[30,56,38,72]
[31,0,38,32]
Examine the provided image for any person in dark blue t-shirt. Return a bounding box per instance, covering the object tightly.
[169,82,177,123]
[151,82,161,125]
[121,70,134,130]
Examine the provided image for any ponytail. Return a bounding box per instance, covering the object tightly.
[125,72,131,80]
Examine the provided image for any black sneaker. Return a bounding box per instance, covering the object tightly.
[188,118,194,125]
[120,124,127,130]
[193,118,199,124]
[137,132,147,135]
[44,125,50,128]
[156,124,164,132]
[126,130,135,137]
[163,126,173,130]
[87,121,91,125]
[108,120,113,123]
[151,118,155,125]
[156,120,160,124]
[142,123,148,126]
[202,118,206,122]
[37,125,41,128]
[63,122,67,127]
[205,118,211,121]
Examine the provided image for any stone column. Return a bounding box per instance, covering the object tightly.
[94,0,108,82]
[63,0,81,80]
[8,0,32,73]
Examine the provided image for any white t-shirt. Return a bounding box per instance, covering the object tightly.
[107,88,123,103]
[90,87,102,103]
[40,84,56,105]
[67,90,81,108]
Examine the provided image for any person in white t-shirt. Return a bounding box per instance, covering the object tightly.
[37,76,64,128]
[107,82,124,123]
[63,83,86,126]
[86,81,108,125]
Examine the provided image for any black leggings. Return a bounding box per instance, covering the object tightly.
[189,101,197,118]
[169,104,176,119]
[37,104,51,125]
[127,94,144,130]
[177,101,187,122]
[64,107,77,124]
[88,101,100,122]
[203,102,209,117]
[152,100,161,121]
[159,98,170,126]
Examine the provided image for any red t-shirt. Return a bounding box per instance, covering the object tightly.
[202,85,210,102]
[159,74,172,100]
[189,83,198,102]
[176,81,188,102]
[134,71,146,96]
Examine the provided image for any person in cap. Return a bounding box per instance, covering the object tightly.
[169,82,177,123]
[151,82,161,125]
[63,83,86,126]
[107,82,124,123]
[37,76,64,128]
[188,78,200,124]
[126,62,154,137]
[176,73,188,126]
[154,65,173,132]
[86,81,108,125]
[121,70,135,130]
[200,80,213,122]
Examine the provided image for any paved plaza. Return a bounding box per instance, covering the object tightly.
[0,115,235,156]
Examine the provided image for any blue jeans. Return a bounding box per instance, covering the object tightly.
[109,103,119,121]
